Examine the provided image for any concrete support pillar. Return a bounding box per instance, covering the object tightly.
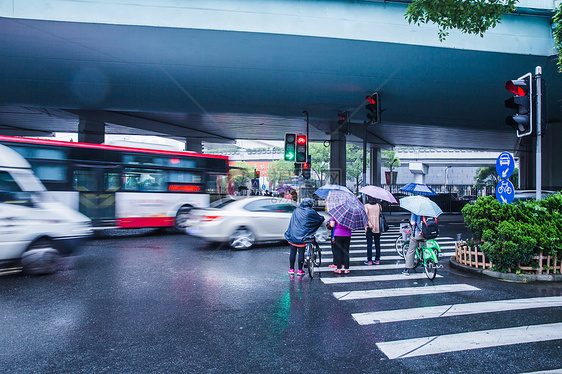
[370,147,381,186]
[78,118,105,144]
[329,129,346,186]
[409,162,428,184]
[185,139,202,153]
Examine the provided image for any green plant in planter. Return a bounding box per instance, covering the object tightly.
[462,193,562,272]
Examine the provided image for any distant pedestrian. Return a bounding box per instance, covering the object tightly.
[364,196,382,265]
[284,192,293,200]
[327,216,352,274]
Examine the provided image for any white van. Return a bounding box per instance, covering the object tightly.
[0,144,92,275]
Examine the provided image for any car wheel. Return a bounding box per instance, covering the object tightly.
[228,227,255,250]
[174,205,193,231]
[21,238,61,275]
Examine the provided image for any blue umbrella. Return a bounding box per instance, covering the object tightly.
[399,196,443,217]
[326,190,368,231]
[399,183,437,196]
[313,184,353,199]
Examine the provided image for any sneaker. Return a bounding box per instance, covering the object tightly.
[297,270,305,276]
[364,261,373,265]
[288,269,294,275]
[402,269,410,276]
[374,261,380,265]
[329,264,337,269]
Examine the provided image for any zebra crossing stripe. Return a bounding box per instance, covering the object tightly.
[519,369,562,374]
[319,247,456,256]
[333,284,479,301]
[321,253,455,262]
[322,273,442,284]
[316,264,405,272]
[352,296,562,325]
[376,322,562,359]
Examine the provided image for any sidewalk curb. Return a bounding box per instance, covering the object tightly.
[449,257,562,283]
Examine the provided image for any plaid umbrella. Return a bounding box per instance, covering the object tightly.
[326,190,369,231]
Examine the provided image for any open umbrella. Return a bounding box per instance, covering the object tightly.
[399,195,443,217]
[359,185,397,203]
[314,184,353,199]
[276,185,294,193]
[399,183,437,196]
[326,190,368,231]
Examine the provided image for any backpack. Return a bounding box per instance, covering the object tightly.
[421,216,439,239]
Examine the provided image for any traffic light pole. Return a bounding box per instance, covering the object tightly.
[535,66,542,201]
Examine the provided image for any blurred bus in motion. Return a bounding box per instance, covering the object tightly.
[0,136,229,230]
[0,144,92,275]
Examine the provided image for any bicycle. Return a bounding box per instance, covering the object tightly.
[396,225,442,280]
[304,237,321,278]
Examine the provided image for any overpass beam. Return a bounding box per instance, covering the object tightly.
[78,118,105,144]
[409,162,428,184]
[329,129,346,186]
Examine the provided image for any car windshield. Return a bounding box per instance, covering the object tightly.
[210,197,238,209]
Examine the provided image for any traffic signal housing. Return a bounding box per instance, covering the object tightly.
[366,93,380,124]
[295,134,307,163]
[284,133,296,161]
[505,73,533,137]
[302,155,311,179]
[337,112,348,125]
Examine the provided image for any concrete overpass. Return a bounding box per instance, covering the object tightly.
[0,0,560,188]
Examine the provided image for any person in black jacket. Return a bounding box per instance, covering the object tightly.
[284,198,325,276]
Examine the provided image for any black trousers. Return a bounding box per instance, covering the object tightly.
[289,244,305,270]
[332,236,351,270]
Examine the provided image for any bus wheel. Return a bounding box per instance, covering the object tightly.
[229,227,255,250]
[21,239,61,275]
[174,205,193,231]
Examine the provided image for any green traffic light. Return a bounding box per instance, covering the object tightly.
[285,152,295,161]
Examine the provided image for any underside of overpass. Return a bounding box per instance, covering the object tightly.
[0,0,561,188]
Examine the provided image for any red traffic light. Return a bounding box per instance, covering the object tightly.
[505,80,528,96]
[296,135,307,144]
[302,162,309,169]
[366,95,377,104]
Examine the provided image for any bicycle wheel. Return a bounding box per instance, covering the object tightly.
[396,240,407,259]
[395,236,405,257]
[424,258,437,280]
[313,243,321,267]
[306,244,315,278]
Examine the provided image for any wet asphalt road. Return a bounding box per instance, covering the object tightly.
[1,215,562,374]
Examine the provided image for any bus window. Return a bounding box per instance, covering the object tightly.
[31,163,67,182]
[123,168,166,192]
[104,172,121,192]
[168,171,201,184]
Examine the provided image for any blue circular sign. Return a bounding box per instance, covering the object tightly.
[496,179,515,204]
[496,152,514,179]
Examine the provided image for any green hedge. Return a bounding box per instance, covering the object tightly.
[461,194,562,272]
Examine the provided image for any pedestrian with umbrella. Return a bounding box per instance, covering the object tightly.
[399,195,443,276]
[326,190,369,274]
[359,186,398,266]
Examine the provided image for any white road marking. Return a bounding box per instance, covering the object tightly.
[333,284,479,301]
[352,296,562,325]
[315,264,405,272]
[322,273,442,284]
[376,322,562,359]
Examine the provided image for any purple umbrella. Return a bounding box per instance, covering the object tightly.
[359,185,398,203]
[326,190,369,231]
[276,185,294,193]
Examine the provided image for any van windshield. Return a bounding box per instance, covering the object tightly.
[10,170,46,192]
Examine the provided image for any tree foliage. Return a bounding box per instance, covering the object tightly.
[309,142,330,182]
[346,144,369,191]
[267,159,294,188]
[381,150,401,171]
[554,2,562,72]
[405,0,517,41]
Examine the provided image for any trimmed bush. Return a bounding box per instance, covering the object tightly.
[461,193,562,272]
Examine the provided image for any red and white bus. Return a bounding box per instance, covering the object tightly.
[0,135,229,229]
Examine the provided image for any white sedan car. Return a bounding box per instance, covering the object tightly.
[186,196,329,249]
